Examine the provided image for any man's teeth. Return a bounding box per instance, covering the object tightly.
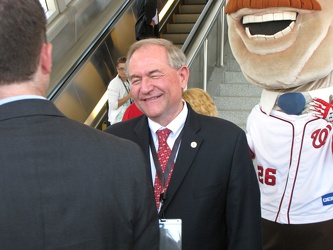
[146,96,159,101]
[243,11,297,40]
[245,22,295,40]
[243,11,297,24]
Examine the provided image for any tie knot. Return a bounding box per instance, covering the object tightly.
[157,128,171,143]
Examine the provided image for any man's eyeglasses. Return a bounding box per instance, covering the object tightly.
[117,67,126,71]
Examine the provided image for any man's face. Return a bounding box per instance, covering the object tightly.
[117,62,127,81]
[128,45,188,126]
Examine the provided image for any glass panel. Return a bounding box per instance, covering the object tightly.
[39,0,48,12]
[39,0,58,22]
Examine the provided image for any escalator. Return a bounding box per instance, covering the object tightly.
[161,0,206,47]
[49,0,224,129]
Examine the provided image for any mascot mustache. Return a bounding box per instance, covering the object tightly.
[225,0,321,13]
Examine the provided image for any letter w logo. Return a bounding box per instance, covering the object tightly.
[311,125,332,149]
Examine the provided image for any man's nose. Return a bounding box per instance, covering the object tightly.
[140,77,154,93]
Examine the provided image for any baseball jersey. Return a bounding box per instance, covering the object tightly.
[247,104,333,224]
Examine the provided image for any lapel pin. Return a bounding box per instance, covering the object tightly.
[191,142,197,148]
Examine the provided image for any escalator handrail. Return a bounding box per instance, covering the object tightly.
[48,0,133,101]
[183,0,226,66]
[181,0,215,52]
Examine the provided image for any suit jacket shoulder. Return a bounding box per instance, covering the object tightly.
[0,99,159,250]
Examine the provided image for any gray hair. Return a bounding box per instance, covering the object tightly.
[126,38,187,76]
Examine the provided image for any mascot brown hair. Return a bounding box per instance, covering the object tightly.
[226,0,333,249]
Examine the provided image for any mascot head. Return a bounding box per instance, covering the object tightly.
[226,0,333,92]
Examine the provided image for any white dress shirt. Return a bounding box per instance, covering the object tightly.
[148,101,188,184]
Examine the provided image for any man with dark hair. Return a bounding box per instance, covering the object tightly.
[0,1,159,249]
[107,56,132,124]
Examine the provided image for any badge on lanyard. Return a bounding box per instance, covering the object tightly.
[150,130,184,249]
[159,219,182,250]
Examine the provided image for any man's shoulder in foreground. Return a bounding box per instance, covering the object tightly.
[105,115,146,136]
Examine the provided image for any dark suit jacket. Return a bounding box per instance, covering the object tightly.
[135,0,159,40]
[0,99,159,250]
[105,104,262,250]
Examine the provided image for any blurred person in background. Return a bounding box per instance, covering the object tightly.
[135,0,161,40]
[182,88,218,117]
[122,101,144,121]
[107,56,132,125]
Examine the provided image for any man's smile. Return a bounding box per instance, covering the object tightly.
[142,94,163,102]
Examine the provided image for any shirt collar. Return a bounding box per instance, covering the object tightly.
[148,100,188,136]
[0,95,46,106]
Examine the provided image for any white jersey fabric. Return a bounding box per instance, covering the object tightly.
[247,104,333,224]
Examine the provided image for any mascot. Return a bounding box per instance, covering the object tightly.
[226,0,333,249]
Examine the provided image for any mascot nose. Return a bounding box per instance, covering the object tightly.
[277,93,306,115]
[225,0,321,14]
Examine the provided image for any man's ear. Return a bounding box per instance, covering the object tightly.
[178,65,189,88]
[40,43,53,74]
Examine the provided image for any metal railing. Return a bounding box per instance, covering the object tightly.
[184,0,226,94]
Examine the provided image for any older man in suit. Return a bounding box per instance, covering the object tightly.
[0,0,159,249]
[105,38,262,250]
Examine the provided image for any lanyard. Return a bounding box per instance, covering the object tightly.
[122,80,130,94]
[121,79,132,103]
[149,129,184,205]
[119,76,130,93]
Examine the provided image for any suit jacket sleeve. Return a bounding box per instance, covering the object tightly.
[126,142,159,250]
[226,131,262,249]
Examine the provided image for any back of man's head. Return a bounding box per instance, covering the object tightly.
[0,0,46,85]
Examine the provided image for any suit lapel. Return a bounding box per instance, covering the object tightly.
[134,116,151,159]
[133,117,157,188]
[160,107,203,212]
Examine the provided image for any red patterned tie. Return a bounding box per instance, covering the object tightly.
[154,128,172,210]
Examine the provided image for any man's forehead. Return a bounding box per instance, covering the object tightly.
[129,67,162,77]
[133,45,166,58]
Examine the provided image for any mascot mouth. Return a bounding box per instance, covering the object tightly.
[242,12,297,40]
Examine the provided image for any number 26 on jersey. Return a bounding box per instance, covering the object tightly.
[257,166,276,186]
